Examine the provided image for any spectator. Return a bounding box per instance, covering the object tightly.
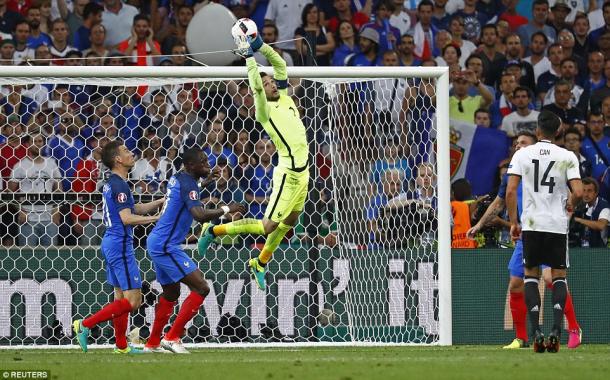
[84,50,102,65]
[0,0,24,34]
[132,136,171,194]
[564,127,592,179]
[477,24,507,87]
[542,58,588,114]
[0,85,37,124]
[474,108,491,128]
[346,27,379,66]
[572,13,591,58]
[581,112,610,180]
[523,31,551,84]
[411,0,438,61]
[173,87,204,144]
[590,59,610,112]
[489,72,519,129]
[501,86,540,137]
[571,177,610,247]
[13,20,34,65]
[454,0,488,43]
[118,14,161,66]
[448,15,475,68]
[242,137,275,220]
[503,34,536,92]
[366,168,405,244]
[32,43,51,67]
[331,21,359,66]
[160,110,196,154]
[72,134,108,247]
[464,54,495,99]
[64,49,82,66]
[101,0,139,48]
[590,1,610,51]
[558,28,587,79]
[326,0,370,34]
[8,133,61,247]
[294,3,335,66]
[389,0,411,35]
[113,86,145,153]
[516,0,556,54]
[370,136,411,190]
[254,24,294,66]
[47,110,85,191]
[548,0,571,34]
[536,43,564,104]
[373,51,407,142]
[449,69,493,124]
[450,178,477,249]
[25,4,51,48]
[58,0,88,45]
[265,0,309,55]
[360,0,401,54]
[542,79,584,125]
[396,33,420,66]
[159,4,193,55]
[0,123,27,190]
[49,19,76,60]
[142,89,169,133]
[73,2,103,51]
[431,0,450,30]
[82,24,109,58]
[37,0,53,35]
[587,51,606,93]
[498,0,528,31]
[0,39,14,66]
[435,43,461,69]
[203,118,237,167]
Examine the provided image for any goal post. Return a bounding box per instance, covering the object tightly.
[0,65,451,347]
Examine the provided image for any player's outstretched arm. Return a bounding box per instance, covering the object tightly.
[119,208,160,225]
[134,197,165,215]
[257,43,288,93]
[190,203,246,224]
[244,51,271,123]
[466,195,506,239]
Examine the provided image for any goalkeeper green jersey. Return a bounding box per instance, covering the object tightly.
[246,44,309,171]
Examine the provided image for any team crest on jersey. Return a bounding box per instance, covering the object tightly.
[189,190,199,200]
[117,193,127,203]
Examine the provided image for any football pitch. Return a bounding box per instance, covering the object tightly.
[1,345,610,380]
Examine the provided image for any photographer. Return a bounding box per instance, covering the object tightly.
[569,177,610,248]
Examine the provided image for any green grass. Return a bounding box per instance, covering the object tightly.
[1,345,610,380]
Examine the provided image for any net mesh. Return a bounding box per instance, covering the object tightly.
[0,73,439,346]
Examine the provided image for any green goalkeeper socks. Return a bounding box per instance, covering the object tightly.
[216,219,265,236]
[259,222,292,264]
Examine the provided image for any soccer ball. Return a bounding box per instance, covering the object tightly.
[231,18,258,42]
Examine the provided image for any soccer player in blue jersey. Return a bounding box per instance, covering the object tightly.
[144,148,245,354]
[467,131,582,349]
[73,140,165,354]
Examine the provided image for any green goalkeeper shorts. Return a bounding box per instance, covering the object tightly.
[264,167,309,223]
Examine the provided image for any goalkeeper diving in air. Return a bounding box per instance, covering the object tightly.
[198,19,310,290]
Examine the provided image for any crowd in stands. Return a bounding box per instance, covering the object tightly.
[0,0,609,249]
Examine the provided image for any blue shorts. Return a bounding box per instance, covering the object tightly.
[101,239,142,290]
[508,240,549,278]
[149,245,198,286]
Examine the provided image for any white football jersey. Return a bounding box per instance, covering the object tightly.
[507,140,581,234]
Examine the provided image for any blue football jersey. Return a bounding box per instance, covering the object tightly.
[148,172,201,250]
[498,173,523,219]
[581,136,610,180]
[101,173,135,244]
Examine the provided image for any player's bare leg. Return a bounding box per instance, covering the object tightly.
[161,270,210,354]
[144,283,180,353]
[546,268,568,353]
[542,267,581,348]
[523,267,545,353]
[503,276,528,349]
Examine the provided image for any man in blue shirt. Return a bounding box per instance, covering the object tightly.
[468,131,582,349]
[73,140,164,354]
[581,112,610,180]
[144,148,245,353]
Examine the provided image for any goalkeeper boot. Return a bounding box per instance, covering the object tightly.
[567,327,582,349]
[197,223,215,258]
[72,319,90,353]
[249,258,266,290]
[502,338,528,349]
[161,338,190,354]
[114,345,144,355]
[533,329,546,353]
[546,328,561,353]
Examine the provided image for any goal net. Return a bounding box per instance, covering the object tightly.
[0,65,450,347]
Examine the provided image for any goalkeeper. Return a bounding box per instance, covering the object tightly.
[198,30,309,290]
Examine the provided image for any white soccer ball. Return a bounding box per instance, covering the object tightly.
[231,18,258,41]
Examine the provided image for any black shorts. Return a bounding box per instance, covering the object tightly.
[522,231,568,269]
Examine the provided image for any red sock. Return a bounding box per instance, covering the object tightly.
[164,292,204,341]
[113,313,129,349]
[564,292,579,331]
[146,296,176,347]
[83,298,132,329]
[509,292,528,342]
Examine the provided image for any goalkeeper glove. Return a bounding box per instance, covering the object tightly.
[234,35,253,58]
[247,35,263,52]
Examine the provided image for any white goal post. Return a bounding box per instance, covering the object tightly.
[0,65,451,347]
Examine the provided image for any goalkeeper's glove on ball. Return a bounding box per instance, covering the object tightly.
[247,35,263,52]
[234,35,254,58]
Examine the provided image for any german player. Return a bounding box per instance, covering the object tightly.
[73,141,164,354]
[467,132,582,349]
[144,148,245,353]
[506,111,583,353]
[198,27,309,290]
